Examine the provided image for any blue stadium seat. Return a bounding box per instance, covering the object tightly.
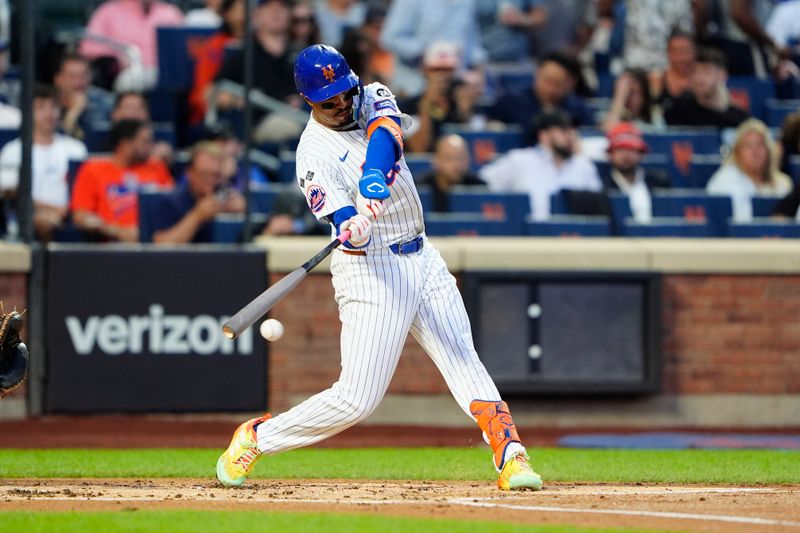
[765,99,800,128]
[156,27,217,91]
[642,131,721,187]
[440,127,523,168]
[249,185,284,214]
[424,212,521,236]
[405,153,434,177]
[727,77,775,121]
[752,196,782,217]
[494,71,534,95]
[687,154,722,188]
[416,186,434,212]
[447,190,530,226]
[621,217,714,237]
[650,190,733,237]
[525,216,611,237]
[550,191,570,215]
[728,219,800,238]
[211,216,244,243]
[607,193,633,235]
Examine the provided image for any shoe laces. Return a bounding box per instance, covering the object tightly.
[233,446,259,469]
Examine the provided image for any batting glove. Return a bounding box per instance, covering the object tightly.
[340,213,372,248]
[356,193,386,221]
[358,169,390,200]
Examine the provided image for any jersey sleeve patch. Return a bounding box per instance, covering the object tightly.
[306,184,327,213]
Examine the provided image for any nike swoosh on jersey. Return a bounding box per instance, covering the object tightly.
[339,150,349,162]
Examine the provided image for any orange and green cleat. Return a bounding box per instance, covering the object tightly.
[216,413,271,487]
[497,452,543,491]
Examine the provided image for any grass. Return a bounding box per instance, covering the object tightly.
[0,511,666,533]
[0,447,798,484]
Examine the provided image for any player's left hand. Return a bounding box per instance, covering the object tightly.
[356,193,386,221]
[340,214,372,248]
[359,169,390,200]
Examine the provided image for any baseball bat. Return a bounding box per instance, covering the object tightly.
[222,230,352,339]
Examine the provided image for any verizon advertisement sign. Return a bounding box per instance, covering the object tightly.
[45,247,267,413]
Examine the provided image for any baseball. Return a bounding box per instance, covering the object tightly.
[259,318,284,341]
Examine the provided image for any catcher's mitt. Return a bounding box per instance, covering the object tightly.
[0,311,28,399]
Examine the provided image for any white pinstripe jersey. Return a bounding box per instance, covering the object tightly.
[295,82,424,250]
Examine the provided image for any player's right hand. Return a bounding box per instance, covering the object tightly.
[356,193,386,221]
[340,214,372,248]
[359,169,390,200]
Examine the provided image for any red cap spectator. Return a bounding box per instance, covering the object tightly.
[607,122,648,153]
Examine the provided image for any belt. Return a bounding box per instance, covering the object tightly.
[341,236,424,257]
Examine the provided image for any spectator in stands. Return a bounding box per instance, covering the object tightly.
[151,142,245,244]
[766,0,800,52]
[340,6,394,86]
[476,0,546,64]
[79,0,184,92]
[52,53,114,140]
[185,0,224,27]
[416,134,485,212]
[381,0,486,97]
[622,0,694,77]
[707,118,792,222]
[657,30,696,102]
[403,42,496,153]
[0,85,88,241]
[713,0,783,77]
[0,52,18,126]
[289,0,321,53]
[479,110,601,220]
[0,39,19,107]
[532,0,595,57]
[602,68,665,131]
[111,92,173,165]
[489,52,593,140]
[71,119,173,242]
[779,112,800,177]
[314,0,365,49]
[663,48,749,130]
[189,0,246,125]
[202,125,269,189]
[601,122,670,223]
[215,0,301,142]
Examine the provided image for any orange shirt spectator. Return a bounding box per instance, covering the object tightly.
[71,119,173,242]
[72,159,172,225]
[188,0,246,124]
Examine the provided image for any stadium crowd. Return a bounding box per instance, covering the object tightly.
[0,0,800,242]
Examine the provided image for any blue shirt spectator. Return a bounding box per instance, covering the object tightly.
[152,142,245,244]
[489,52,593,139]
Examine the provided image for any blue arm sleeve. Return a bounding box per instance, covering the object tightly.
[364,116,402,176]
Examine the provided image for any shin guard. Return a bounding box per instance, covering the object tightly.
[470,400,521,470]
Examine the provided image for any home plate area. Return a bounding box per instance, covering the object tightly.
[2,479,798,532]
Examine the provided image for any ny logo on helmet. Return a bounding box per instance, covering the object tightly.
[322,64,336,82]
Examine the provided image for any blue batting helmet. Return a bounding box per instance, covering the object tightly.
[294,44,359,103]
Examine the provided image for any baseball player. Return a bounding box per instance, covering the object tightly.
[217,45,542,491]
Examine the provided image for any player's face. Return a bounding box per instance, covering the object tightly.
[309,86,358,127]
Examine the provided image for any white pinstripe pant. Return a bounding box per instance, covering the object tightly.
[257,238,502,454]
